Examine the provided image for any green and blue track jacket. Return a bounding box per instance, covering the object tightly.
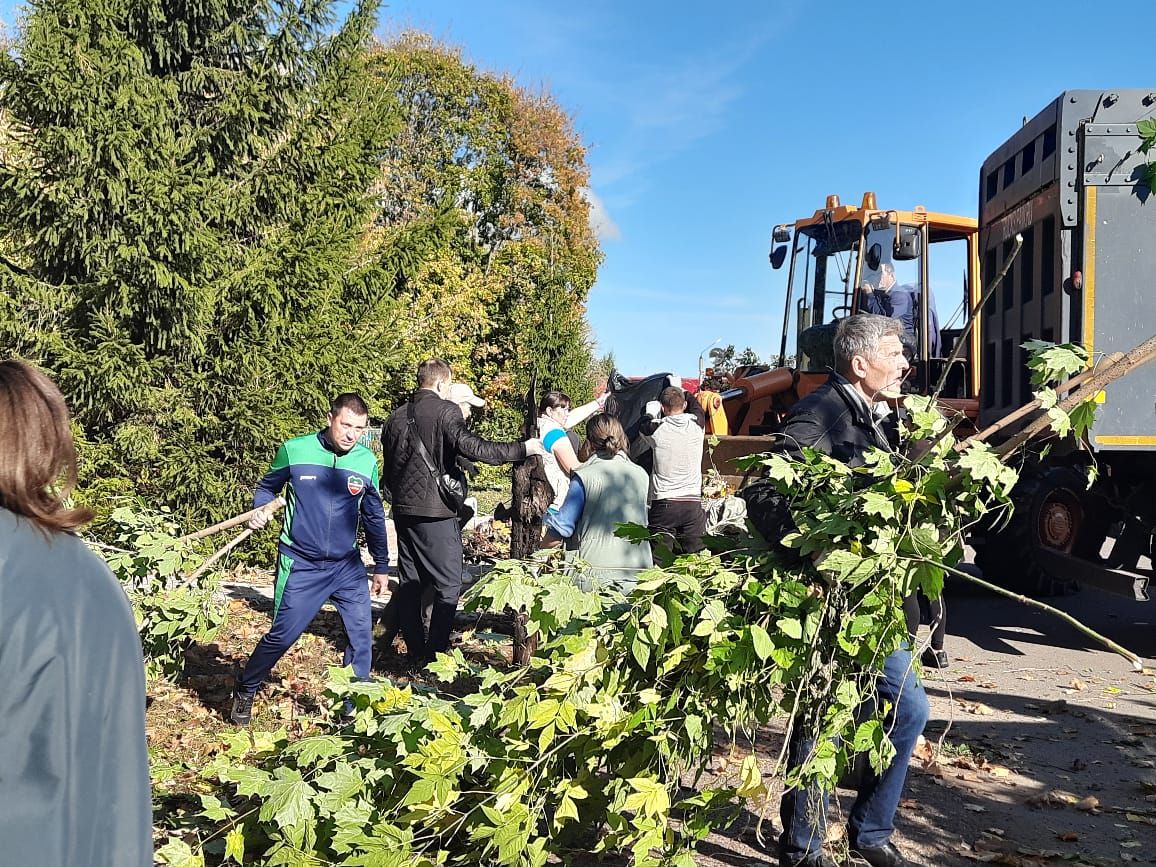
[254,430,389,569]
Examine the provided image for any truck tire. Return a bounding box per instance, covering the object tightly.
[974,467,1106,596]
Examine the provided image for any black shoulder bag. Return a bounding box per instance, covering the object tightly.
[407,402,467,512]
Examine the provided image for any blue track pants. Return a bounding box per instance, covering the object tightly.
[237,551,371,695]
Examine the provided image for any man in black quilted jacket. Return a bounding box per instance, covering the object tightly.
[381,359,545,663]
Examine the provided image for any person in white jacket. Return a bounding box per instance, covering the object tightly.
[536,390,604,513]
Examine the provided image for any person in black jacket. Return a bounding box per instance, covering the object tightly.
[380,359,545,664]
[742,315,930,867]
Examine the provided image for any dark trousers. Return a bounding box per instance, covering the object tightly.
[237,551,371,695]
[780,646,930,859]
[903,590,947,651]
[394,514,463,662]
[648,497,707,554]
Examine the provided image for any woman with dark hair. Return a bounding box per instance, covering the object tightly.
[541,413,653,591]
[0,360,152,866]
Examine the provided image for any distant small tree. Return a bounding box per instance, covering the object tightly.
[734,346,764,369]
[372,34,602,431]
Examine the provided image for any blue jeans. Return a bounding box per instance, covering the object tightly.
[779,647,930,860]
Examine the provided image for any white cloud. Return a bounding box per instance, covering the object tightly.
[582,22,781,188]
[583,186,621,241]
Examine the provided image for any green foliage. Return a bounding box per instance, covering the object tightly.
[188,354,1100,863]
[1021,339,1087,386]
[192,452,977,861]
[1021,340,1098,440]
[1138,117,1156,191]
[372,34,603,425]
[98,504,224,680]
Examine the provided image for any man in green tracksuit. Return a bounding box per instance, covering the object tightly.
[230,393,389,725]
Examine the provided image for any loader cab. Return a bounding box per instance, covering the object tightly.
[772,194,980,408]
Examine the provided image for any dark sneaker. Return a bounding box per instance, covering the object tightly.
[780,853,841,867]
[850,841,919,867]
[230,691,255,726]
[920,648,950,669]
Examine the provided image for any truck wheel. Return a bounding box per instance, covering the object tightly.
[975,467,1103,596]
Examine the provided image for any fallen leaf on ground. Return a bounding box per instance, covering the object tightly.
[958,700,995,715]
[1027,788,1079,808]
[1058,832,1079,842]
[1069,677,1087,690]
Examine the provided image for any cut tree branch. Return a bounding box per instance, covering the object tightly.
[992,333,1156,461]
[925,559,1144,671]
[931,234,1023,402]
[179,497,285,542]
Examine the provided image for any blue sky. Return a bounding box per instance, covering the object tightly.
[3,0,1155,378]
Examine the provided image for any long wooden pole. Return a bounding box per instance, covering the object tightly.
[930,234,1023,401]
[992,334,1156,460]
[178,497,286,543]
[960,355,1120,449]
[185,527,256,583]
[179,498,286,583]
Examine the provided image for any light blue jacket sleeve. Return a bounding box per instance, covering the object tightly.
[542,474,586,539]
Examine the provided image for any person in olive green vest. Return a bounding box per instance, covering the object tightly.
[541,413,653,592]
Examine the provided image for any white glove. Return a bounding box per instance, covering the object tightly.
[644,400,663,421]
[595,391,610,409]
[524,438,547,457]
[247,507,273,530]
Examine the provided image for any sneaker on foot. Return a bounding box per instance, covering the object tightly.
[230,690,255,726]
[921,648,950,669]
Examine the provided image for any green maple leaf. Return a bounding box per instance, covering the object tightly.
[957,444,1017,493]
[1022,340,1087,386]
[314,763,365,813]
[859,491,896,519]
[749,623,775,660]
[539,581,597,625]
[155,838,204,867]
[474,567,536,613]
[1046,406,1072,437]
[223,828,246,865]
[258,770,315,831]
[1138,117,1156,153]
[284,735,345,768]
[219,765,272,798]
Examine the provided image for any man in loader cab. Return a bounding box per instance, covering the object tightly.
[860,262,941,357]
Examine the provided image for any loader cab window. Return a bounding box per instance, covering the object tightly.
[788,218,861,370]
[857,223,938,362]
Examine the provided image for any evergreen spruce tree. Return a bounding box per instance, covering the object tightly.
[0,0,438,525]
